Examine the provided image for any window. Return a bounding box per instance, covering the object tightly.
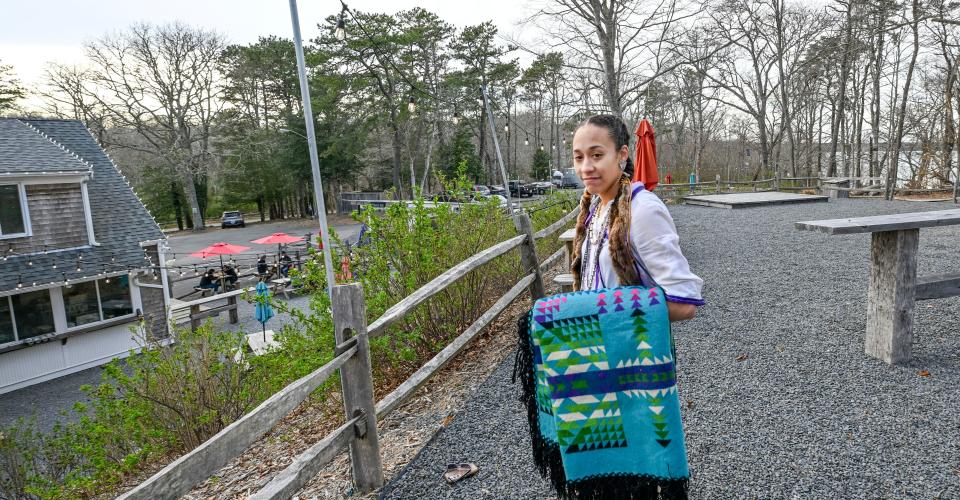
[0,184,28,236]
[0,290,56,345]
[10,290,55,340]
[63,280,101,328]
[61,275,133,329]
[97,275,133,320]
[0,298,13,344]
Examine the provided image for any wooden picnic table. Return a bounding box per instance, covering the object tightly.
[795,208,960,364]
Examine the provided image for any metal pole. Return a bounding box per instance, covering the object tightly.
[481,84,512,209]
[289,0,336,297]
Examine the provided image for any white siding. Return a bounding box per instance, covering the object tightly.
[0,321,144,394]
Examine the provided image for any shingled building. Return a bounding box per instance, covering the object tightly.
[0,118,169,394]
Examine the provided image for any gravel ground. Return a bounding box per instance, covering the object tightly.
[381,198,960,499]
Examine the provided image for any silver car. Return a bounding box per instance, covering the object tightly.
[221,210,245,228]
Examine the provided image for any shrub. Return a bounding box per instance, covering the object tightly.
[0,175,575,498]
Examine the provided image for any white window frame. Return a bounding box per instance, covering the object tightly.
[61,275,136,332]
[0,183,32,239]
[0,275,138,348]
[0,289,55,346]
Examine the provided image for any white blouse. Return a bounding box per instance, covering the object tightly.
[578,182,705,305]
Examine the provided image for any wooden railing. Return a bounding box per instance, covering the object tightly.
[119,208,575,500]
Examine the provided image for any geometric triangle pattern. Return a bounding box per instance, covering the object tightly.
[523,285,690,488]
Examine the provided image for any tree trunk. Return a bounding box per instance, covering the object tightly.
[390,109,405,199]
[886,1,922,201]
[181,169,204,232]
[828,8,854,178]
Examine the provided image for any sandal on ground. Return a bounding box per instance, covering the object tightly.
[443,463,479,484]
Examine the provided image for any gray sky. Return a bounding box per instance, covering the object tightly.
[1,0,536,104]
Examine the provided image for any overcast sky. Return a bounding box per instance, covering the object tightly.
[1,0,537,103]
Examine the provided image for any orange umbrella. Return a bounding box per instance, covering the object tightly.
[633,118,659,191]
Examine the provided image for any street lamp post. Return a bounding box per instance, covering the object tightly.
[288,0,336,297]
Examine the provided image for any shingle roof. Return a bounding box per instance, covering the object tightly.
[0,119,92,175]
[0,119,165,293]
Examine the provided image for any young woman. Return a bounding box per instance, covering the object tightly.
[571,114,704,320]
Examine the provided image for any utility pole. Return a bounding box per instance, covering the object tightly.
[289,0,336,296]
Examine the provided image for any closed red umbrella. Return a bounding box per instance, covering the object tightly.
[632,118,659,191]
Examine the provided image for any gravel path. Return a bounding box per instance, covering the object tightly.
[381,198,960,499]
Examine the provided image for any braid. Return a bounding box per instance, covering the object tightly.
[607,175,639,286]
[571,113,638,290]
[570,189,593,291]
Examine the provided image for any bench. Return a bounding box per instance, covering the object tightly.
[554,273,574,293]
[169,288,248,331]
[796,208,960,364]
[270,278,293,299]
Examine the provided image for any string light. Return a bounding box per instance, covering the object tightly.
[407,95,416,113]
[504,124,509,133]
[525,135,529,146]
[335,9,347,41]
[452,111,460,125]
[540,143,545,151]
[16,275,22,289]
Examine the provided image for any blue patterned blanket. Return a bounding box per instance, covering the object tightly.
[515,286,689,499]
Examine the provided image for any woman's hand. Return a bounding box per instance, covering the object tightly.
[667,302,696,322]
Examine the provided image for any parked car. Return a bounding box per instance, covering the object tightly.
[488,184,507,196]
[221,210,245,228]
[530,181,554,195]
[508,180,534,198]
[472,184,491,197]
[560,170,583,189]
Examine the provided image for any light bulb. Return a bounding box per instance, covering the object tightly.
[335,17,346,41]
[452,112,460,125]
[525,136,529,146]
[407,96,416,113]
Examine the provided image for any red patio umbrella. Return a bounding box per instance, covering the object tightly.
[251,233,304,278]
[632,118,659,191]
[251,232,304,245]
[190,242,251,288]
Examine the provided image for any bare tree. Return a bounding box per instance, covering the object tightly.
[81,22,224,229]
[886,0,923,200]
[528,0,703,117]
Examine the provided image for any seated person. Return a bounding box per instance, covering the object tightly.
[198,269,220,293]
[256,255,269,276]
[222,265,238,289]
[279,251,293,278]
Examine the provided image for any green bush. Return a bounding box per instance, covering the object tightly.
[0,172,575,499]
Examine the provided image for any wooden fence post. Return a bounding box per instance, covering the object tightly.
[515,212,546,300]
[227,295,239,324]
[331,284,384,492]
[190,304,200,331]
[715,174,720,193]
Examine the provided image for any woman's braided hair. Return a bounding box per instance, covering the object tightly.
[570,114,640,290]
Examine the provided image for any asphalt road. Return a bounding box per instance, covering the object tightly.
[165,216,361,298]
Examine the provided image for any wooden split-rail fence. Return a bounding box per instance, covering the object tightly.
[117,208,578,500]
